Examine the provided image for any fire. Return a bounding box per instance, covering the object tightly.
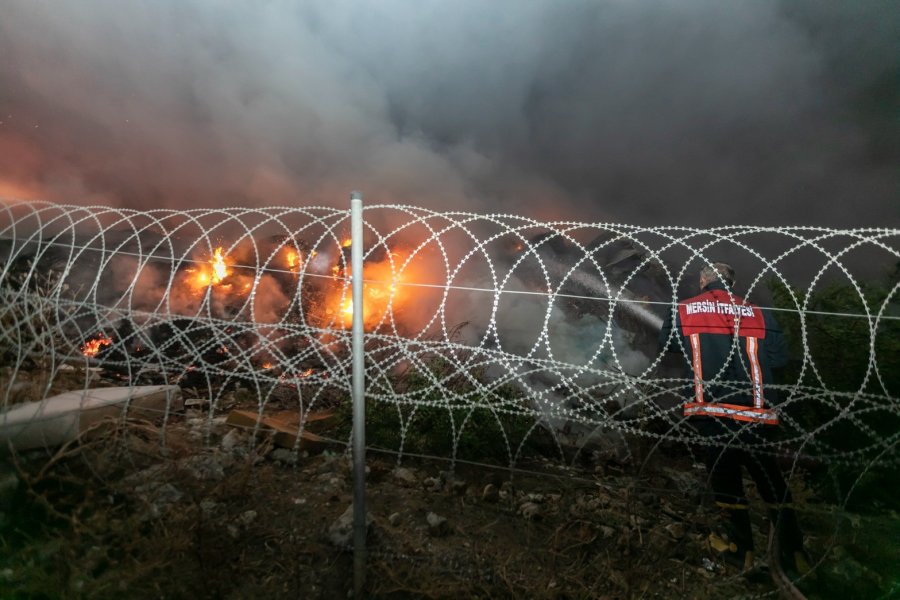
[169,235,436,336]
[286,249,301,270]
[341,298,354,318]
[81,332,112,357]
[321,248,420,331]
[262,362,273,370]
[186,246,233,291]
[210,247,229,284]
[277,367,315,387]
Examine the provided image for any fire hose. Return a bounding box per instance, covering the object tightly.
[767,522,807,600]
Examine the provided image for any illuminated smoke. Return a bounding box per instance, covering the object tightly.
[0,1,896,226]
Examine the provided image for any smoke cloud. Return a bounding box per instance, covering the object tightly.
[0,0,897,226]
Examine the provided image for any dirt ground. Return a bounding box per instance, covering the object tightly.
[2,404,896,600]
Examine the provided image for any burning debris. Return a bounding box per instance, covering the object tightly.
[158,235,428,335]
[81,332,113,358]
[2,207,674,451]
[184,246,232,290]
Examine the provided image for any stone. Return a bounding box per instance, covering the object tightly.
[426,512,449,537]
[392,467,417,485]
[481,484,499,503]
[423,476,442,493]
[328,504,374,548]
[519,501,541,520]
[186,416,230,442]
[271,448,297,465]
[220,429,243,452]
[179,453,230,481]
[328,507,354,547]
[135,482,182,520]
[449,477,467,495]
[199,500,218,517]
[184,398,209,409]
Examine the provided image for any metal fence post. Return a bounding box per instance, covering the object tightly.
[350,191,367,598]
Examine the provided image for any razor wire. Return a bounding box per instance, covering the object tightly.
[1,200,897,473]
[2,199,899,597]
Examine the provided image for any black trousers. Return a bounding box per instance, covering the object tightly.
[696,419,803,555]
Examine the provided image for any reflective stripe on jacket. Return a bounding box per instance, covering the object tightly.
[659,281,788,425]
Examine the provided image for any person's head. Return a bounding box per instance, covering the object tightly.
[699,262,735,290]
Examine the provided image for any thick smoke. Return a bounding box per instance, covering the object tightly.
[0,0,897,226]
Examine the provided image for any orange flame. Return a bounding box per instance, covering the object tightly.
[342,298,354,318]
[322,249,416,330]
[81,333,112,357]
[342,238,352,248]
[210,247,229,284]
[187,246,233,291]
[286,248,301,270]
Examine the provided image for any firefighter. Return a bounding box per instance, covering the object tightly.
[659,262,809,574]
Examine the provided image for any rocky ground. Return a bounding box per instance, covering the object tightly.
[0,400,897,599]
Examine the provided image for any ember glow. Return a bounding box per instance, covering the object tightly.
[81,332,112,357]
[285,249,301,270]
[210,247,229,284]
[323,249,419,330]
[185,246,233,291]
[159,234,435,335]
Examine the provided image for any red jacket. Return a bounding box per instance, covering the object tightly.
[659,282,788,425]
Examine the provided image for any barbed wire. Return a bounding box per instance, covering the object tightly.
[2,200,896,468]
[2,198,897,597]
[3,235,897,324]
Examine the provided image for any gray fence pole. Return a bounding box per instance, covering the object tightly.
[350,191,367,599]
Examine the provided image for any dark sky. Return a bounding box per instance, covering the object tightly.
[1,0,897,226]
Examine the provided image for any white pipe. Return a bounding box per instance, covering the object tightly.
[0,385,182,451]
[350,191,366,599]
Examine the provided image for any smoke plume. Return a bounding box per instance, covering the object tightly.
[0,0,897,226]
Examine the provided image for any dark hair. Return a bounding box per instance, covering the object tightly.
[700,262,735,287]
